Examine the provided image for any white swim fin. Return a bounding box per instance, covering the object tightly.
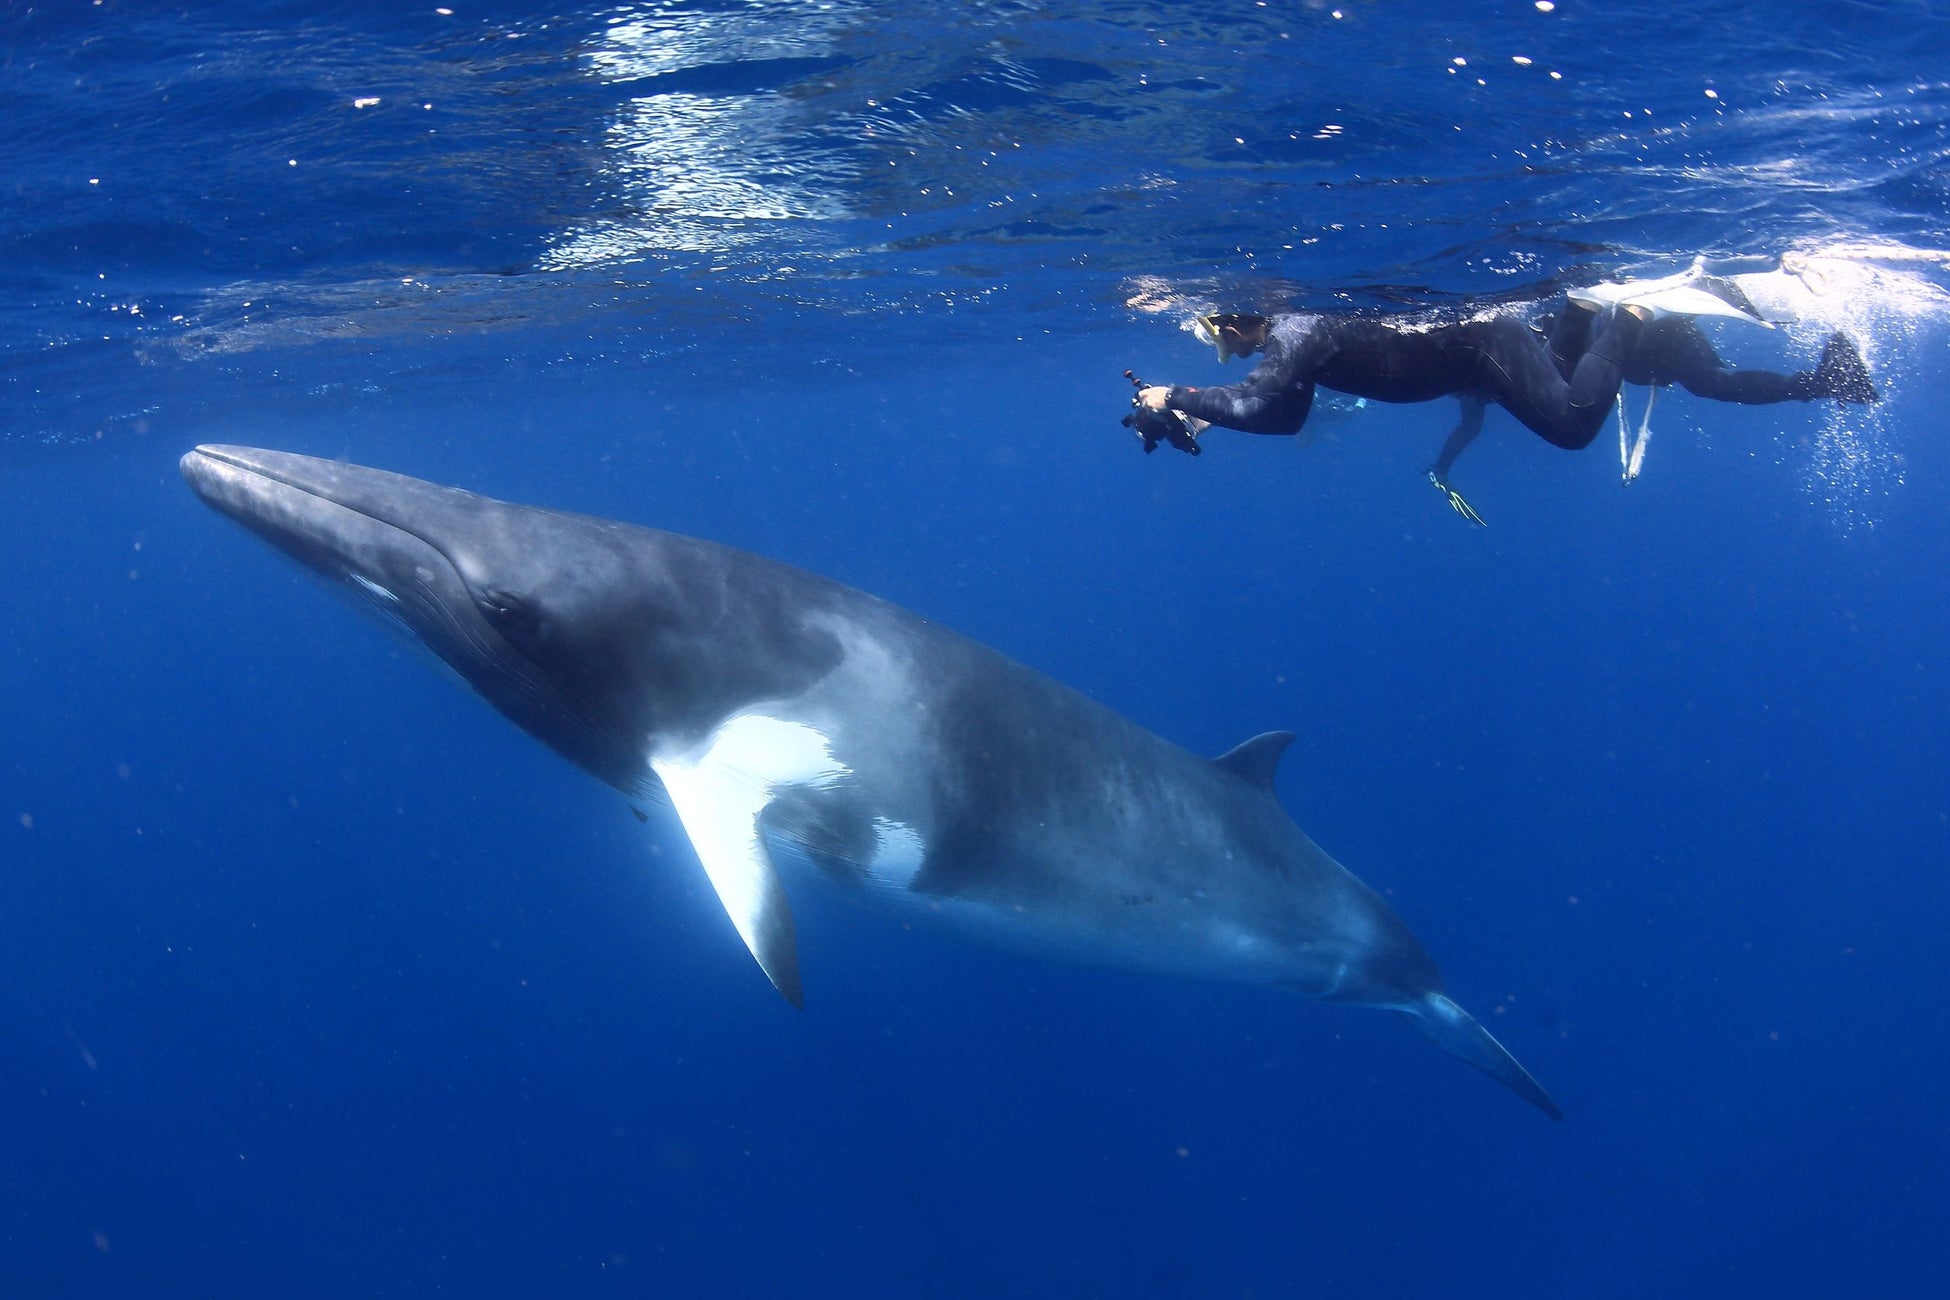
[1570,271,1772,326]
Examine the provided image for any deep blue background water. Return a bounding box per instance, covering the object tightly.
[4,2,1949,1296]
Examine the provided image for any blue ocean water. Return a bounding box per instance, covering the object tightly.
[4,1,1949,1295]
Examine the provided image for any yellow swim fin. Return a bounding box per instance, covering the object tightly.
[1427,471,1486,526]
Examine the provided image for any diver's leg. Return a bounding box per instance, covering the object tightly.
[1431,397,1487,480]
[1475,309,1643,450]
[1684,367,1799,403]
[1650,322,1800,404]
[1427,397,1489,525]
[1546,301,1598,379]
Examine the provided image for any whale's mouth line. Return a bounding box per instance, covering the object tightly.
[190,444,408,530]
[185,445,353,511]
[190,443,299,488]
[183,446,463,647]
[185,445,639,801]
[185,445,466,585]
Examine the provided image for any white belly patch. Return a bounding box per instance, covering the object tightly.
[654,714,852,797]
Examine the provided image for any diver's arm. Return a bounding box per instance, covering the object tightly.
[1156,321,1333,435]
[1137,376,1313,435]
[1165,375,1315,434]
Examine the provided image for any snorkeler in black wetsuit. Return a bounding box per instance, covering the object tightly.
[1130,289,1878,523]
[1132,303,1649,455]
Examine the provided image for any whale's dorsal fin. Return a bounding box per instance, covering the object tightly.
[650,715,854,1010]
[1212,730,1296,791]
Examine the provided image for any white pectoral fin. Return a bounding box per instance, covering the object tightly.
[655,767,804,1007]
[649,715,852,1009]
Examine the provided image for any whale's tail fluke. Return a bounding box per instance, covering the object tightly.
[1403,992,1563,1121]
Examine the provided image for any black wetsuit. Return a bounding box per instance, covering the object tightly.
[1165,305,1645,451]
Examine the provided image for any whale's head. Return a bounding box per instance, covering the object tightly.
[182,445,842,794]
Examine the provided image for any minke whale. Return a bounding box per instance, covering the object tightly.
[181,445,1561,1119]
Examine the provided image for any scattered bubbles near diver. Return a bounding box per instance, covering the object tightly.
[1771,245,1946,532]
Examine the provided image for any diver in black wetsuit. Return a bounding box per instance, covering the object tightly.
[1130,293,1878,524]
[1132,302,1649,454]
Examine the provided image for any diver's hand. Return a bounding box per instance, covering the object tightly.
[1427,470,1486,527]
[1137,386,1171,411]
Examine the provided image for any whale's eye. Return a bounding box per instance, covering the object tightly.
[476,586,550,644]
